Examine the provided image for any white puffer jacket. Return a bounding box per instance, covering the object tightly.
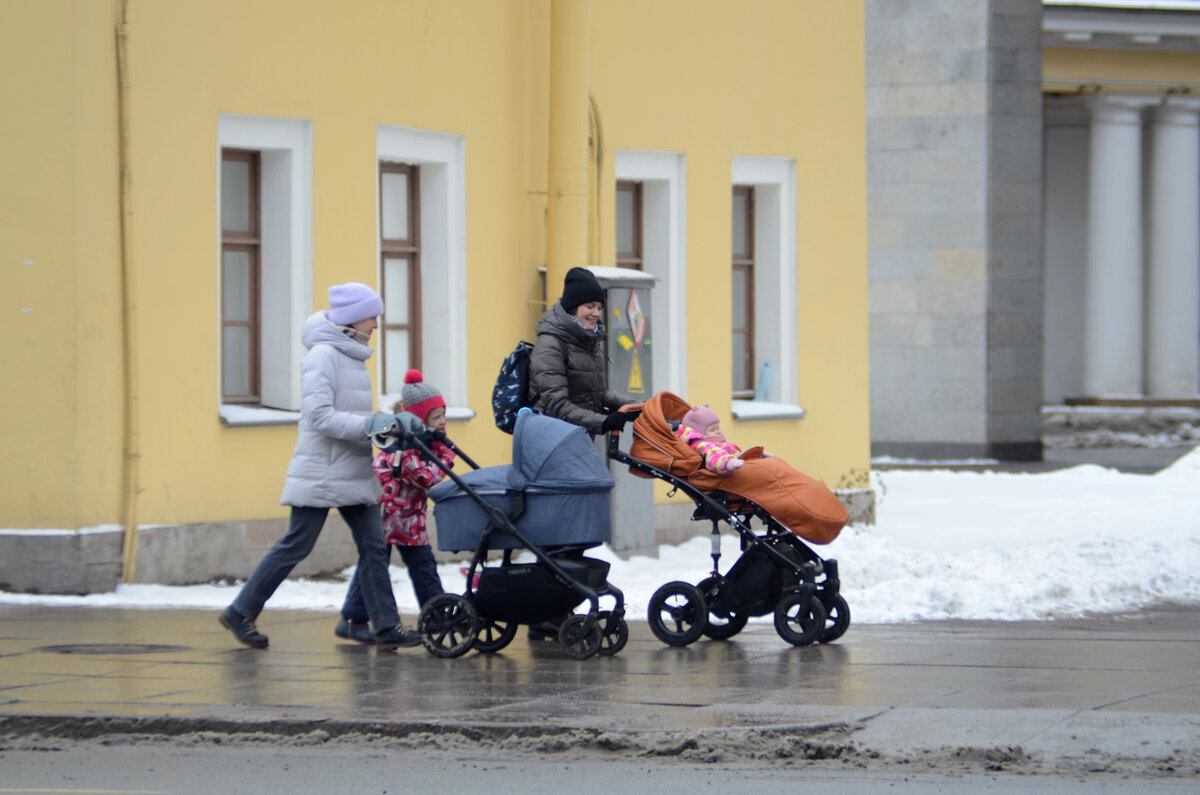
[280,312,383,508]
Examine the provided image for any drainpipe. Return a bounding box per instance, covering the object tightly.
[116,0,141,584]
[545,0,591,293]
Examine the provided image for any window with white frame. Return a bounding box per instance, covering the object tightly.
[379,161,421,393]
[614,151,687,396]
[730,156,797,408]
[217,115,312,422]
[377,125,467,415]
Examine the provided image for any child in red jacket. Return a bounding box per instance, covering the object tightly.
[336,370,453,644]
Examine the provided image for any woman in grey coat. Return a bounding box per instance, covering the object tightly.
[526,267,633,642]
[529,267,633,436]
[219,282,420,652]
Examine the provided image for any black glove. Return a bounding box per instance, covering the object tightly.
[600,411,628,433]
[428,428,449,444]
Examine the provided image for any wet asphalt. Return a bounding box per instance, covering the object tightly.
[1,601,1198,775]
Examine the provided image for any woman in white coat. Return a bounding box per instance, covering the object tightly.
[219,282,420,652]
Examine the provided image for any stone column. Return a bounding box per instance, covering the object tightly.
[1146,96,1200,398]
[1083,95,1157,398]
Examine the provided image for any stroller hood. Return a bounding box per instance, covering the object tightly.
[508,411,615,493]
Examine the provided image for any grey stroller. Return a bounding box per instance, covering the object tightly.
[414,410,628,659]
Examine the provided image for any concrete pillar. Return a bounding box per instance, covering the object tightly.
[1083,95,1157,398]
[1146,96,1200,398]
[545,0,590,293]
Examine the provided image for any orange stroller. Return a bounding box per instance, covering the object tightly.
[608,391,850,647]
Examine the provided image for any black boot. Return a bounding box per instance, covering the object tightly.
[219,606,268,649]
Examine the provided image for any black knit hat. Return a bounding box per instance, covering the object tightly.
[559,267,605,313]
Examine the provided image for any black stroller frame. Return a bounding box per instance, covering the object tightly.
[398,428,628,660]
[606,416,849,647]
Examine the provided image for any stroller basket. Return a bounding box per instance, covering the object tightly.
[473,556,611,622]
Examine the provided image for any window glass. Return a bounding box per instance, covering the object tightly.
[222,250,251,322]
[616,187,634,253]
[384,255,410,322]
[223,326,251,397]
[385,328,409,393]
[732,191,748,256]
[381,170,410,240]
[732,268,747,328]
[221,159,251,233]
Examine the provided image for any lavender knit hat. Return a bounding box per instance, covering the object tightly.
[328,282,383,326]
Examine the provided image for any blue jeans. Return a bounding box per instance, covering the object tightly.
[232,504,400,632]
[342,544,445,624]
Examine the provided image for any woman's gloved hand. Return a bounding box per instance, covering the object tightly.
[600,411,629,433]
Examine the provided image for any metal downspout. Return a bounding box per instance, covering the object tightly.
[116,0,141,583]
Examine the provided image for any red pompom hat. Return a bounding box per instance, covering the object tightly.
[400,369,445,423]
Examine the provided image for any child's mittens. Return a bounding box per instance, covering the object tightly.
[710,452,743,475]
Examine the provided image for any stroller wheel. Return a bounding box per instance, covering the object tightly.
[473,617,518,654]
[597,610,629,656]
[647,581,706,647]
[819,594,851,644]
[418,594,478,658]
[697,576,749,641]
[559,614,603,660]
[774,592,827,647]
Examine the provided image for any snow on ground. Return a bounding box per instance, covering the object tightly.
[3,447,1199,625]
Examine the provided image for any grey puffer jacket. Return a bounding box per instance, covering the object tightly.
[280,312,383,508]
[529,302,630,434]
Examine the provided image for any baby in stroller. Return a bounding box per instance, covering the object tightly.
[675,404,744,475]
[609,391,850,648]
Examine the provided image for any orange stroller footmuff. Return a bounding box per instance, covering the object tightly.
[609,390,852,649]
[627,391,847,544]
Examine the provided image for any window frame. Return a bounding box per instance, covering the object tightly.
[614,150,688,396]
[616,179,644,271]
[220,149,263,404]
[376,125,468,416]
[730,155,799,412]
[379,161,422,393]
[217,114,313,425]
[732,184,756,400]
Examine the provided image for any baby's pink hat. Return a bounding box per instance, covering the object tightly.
[682,404,719,430]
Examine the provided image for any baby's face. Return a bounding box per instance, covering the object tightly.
[704,421,721,436]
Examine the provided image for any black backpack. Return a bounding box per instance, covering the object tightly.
[491,336,567,434]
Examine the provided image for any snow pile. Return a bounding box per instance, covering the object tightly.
[4,448,1199,624]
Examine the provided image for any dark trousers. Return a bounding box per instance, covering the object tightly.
[341,543,445,625]
[232,504,400,633]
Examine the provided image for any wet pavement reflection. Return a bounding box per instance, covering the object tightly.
[2,604,1198,760]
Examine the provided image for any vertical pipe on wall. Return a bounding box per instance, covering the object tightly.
[116,0,141,583]
[546,0,591,292]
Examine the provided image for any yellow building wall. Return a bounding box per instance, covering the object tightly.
[1044,47,1200,93]
[2,0,126,529]
[2,0,868,534]
[591,0,870,489]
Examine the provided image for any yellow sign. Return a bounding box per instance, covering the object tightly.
[627,352,644,393]
[616,334,634,351]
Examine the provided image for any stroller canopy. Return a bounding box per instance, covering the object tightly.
[509,411,614,493]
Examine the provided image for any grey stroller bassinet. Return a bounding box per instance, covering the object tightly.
[415,410,627,659]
